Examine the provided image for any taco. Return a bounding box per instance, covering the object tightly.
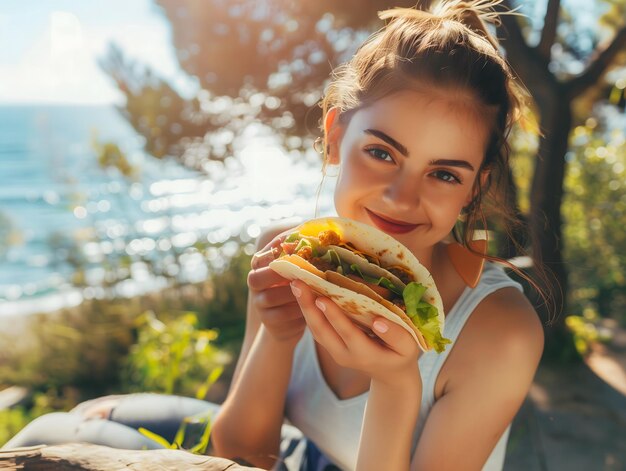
[268,217,451,353]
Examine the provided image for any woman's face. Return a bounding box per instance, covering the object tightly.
[330,89,490,259]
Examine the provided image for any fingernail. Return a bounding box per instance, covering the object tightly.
[290,283,301,297]
[315,299,326,312]
[373,320,388,333]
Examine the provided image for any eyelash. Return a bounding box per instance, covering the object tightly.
[364,147,463,185]
[431,170,463,185]
[365,147,394,163]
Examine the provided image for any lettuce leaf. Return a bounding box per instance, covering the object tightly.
[349,264,403,296]
[285,232,300,243]
[403,282,451,353]
[321,248,341,266]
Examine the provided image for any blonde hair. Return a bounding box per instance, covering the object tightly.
[319,0,552,313]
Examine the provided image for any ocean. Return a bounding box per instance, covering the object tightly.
[0,105,334,316]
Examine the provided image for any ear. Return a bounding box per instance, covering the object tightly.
[324,107,344,166]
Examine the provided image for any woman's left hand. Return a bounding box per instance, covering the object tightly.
[290,280,421,386]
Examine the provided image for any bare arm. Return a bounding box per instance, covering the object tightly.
[229,221,298,386]
[357,376,422,471]
[353,288,543,471]
[211,222,303,469]
[409,288,544,470]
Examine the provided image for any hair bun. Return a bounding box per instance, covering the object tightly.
[432,0,507,27]
[433,0,511,50]
[379,0,520,52]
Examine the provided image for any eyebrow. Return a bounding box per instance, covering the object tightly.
[364,129,409,157]
[363,128,476,171]
[429,159,476,172]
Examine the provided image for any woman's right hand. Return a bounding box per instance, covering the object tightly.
[247,235,306,346]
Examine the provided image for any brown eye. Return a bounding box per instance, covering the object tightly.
[431,170,462,184]
[365,147,394,163]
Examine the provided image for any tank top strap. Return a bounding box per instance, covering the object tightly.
[418,263,524,410]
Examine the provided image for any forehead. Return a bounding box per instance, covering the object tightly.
[345,90,491,163]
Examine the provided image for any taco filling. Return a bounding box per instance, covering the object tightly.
[277,228,451,353]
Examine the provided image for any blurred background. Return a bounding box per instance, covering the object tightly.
[0,0,624,469]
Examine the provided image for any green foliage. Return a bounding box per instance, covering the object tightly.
[0,240,248,397]
[121,311,230,397]
[0,292,233,448]
[563,122,626,323]
[0,300,138,395]
[121,310,226,454]
[92,132,139,179]
[199,247,252,349]
[565,308,612,356]
[138,408,213,454]
[0,391,61,447]
[99,44,212,166]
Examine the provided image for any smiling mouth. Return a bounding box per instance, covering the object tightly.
[365,208,419,234]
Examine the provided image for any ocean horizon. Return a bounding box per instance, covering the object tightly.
[0,104,334,317]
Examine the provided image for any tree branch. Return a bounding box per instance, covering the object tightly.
[536,0,561,60]
[497,0,550,90]
[0,443,263,470]
[567,24,626,99]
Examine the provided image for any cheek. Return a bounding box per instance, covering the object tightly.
[422,187,470,226]
[333,167,360,218]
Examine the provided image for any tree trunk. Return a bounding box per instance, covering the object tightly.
[530,86,578,361]
[0,443,263,470]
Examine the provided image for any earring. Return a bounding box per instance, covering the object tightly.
[447,199,488,288]
[313,137,324,154]
[446,237,488,289]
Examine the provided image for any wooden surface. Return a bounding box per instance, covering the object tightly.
[0,443,264,470]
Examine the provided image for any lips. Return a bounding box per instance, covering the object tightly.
[365,208,419,234]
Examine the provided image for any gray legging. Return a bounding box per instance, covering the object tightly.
[1,393,336,470]
[2,393,217,450]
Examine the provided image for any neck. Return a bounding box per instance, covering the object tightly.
[417,243,446,285]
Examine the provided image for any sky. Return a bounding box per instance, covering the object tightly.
[0,0,608,106]
[0,0,191,105]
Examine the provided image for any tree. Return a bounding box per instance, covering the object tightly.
[101,0,626,359]
[496,0,626,359]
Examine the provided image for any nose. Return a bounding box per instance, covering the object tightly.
[382,172,419,212]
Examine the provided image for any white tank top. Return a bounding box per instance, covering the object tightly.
[285,262,523,471]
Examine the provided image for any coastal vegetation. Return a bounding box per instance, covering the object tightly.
[1,0,625,452]
[96,0,626,358]
[0,249,251,447]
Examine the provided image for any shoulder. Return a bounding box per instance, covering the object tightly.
[445,283,544,395]
[416,286,543,470]
[473,285,544,360]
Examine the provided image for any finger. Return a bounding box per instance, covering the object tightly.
[247,266,290,291]
[261,302,304,327]
[370,317,420,357]
[263,303,305,330]
[315,297,368,348]
[291,281,348,357]
[255,284,297,309]
[251,244,281,270]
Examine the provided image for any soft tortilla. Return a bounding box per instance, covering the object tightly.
[268,217,445,351]
[270,258,428,351]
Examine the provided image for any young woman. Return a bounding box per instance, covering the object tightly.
[3,2,544,470]
[210,2,544,470]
